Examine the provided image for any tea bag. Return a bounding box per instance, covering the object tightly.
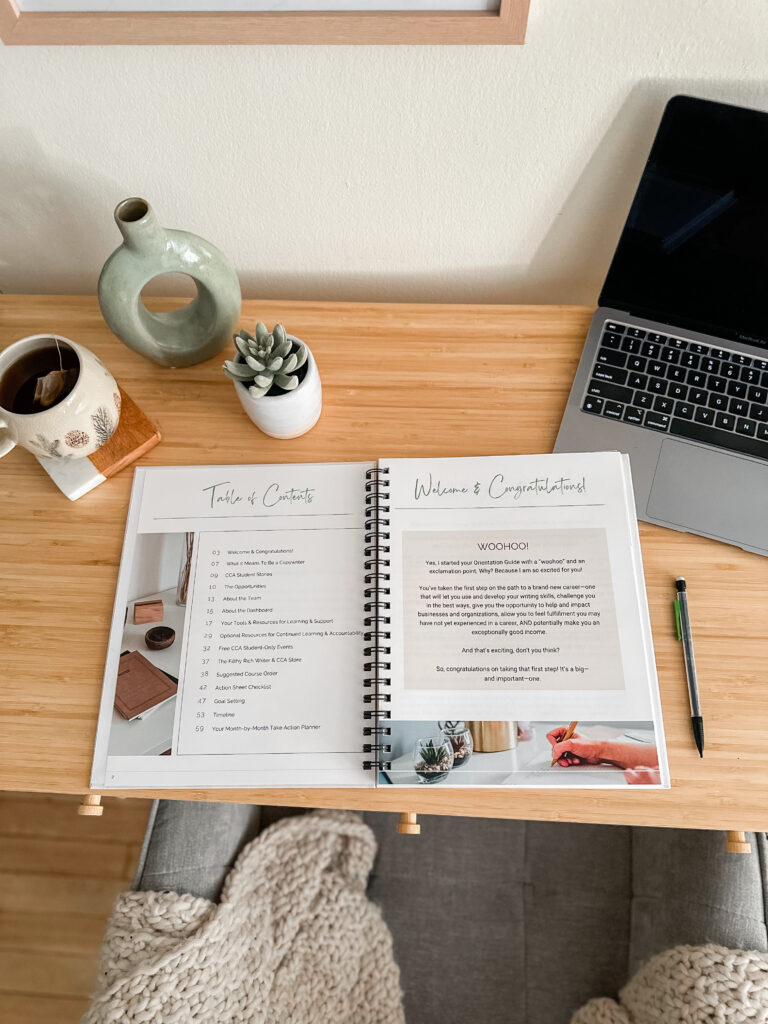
[33,368,77,409]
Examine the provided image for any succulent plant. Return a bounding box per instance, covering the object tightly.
[418,739,450,768]
[223,322,308,398]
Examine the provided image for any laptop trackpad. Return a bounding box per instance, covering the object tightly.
[647,439,768,553]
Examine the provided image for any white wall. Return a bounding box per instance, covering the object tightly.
[127,531,184,601]
[1,0,767,305]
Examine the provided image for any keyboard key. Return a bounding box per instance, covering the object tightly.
[759,423,768,441]
[741,366,761,384]
[603,400,624,419]
[708,393,728,411]
[666,365,687,383]
[604,322,624,333]
[731,352,752,366]
[715,412,735,431]
[670,417,768,460]
[627,355,647,372]
[654,395,674,414]
[602,332,623,349]
[681,352,700,369]
[675,401,694,419]
[669,383,687,400]
[708,375,726,393]
[641,342,661,359]
[661,347,680,364]
[582,395,604,415]
[623,405,644,425]
[763,371,768,388]
[648,361,666,377]
[736,418,756,437]
[751,404,768,422]
[701,357,719,374]
[593,365,628,384]
[748,386,767,404]
[689,388,708,405]
[754,358,768,371]
[688,370,707,388]
[722,362,739,379]
[626,327,646,338]
[621,336,643,354]
[726,380,747,398]
[689,343,708,355]
[644,411,670,431]
[649,378,667,395]
[628,372,648,390]
[634,391,653,408]
[694,406,715,425]
[730,399,749,417]
[711,348,728,360]
[596,348,627,367]
[587,379,633,403]
[668,337,687,350]
[646,332,667,344]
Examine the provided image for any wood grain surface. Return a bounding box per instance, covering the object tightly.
[91,388,160,477]
[0,792,149,1023]
[0,0,529,46]
[1,295,766,831]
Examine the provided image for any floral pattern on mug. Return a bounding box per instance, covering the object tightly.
[65,429,90,448]
[91,406,116,446]
[34,434,70,459]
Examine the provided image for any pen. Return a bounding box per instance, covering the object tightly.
[674,577,704,757]
[550,720,579,767]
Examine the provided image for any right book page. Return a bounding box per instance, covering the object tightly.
[380,452,669,789]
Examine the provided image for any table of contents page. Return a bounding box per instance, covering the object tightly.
[91,462,374,790]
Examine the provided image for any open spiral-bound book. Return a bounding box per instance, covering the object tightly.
[90,452,668,790]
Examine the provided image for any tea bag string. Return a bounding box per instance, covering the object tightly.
[55,338,63,372]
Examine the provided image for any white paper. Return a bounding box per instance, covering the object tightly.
[382,452,666,733]
[91,462,373,789]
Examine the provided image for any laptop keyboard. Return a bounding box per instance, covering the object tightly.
[582,321,768,460]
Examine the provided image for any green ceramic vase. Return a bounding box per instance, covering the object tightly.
[98,198,241,369]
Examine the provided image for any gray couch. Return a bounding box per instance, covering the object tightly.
[134,802,768,1024]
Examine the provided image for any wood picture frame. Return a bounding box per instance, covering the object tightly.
[0,0,529,45]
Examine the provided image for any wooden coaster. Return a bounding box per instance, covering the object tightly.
[36,387,161,500]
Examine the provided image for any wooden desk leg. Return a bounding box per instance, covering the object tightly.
[78,794,104,817]
[725,830,751,854]
[397,812,420,835]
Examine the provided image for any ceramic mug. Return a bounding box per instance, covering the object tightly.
[0,334,121,461]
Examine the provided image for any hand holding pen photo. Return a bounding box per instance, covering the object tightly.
[547,725,660,771]
[674,577,704,757]
[549,721,578,766]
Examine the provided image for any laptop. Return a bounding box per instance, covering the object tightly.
[554,95,768,557]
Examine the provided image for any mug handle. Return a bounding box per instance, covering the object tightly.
[0,417,16,458]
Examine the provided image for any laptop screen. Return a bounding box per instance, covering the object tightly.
[600,95,768,350]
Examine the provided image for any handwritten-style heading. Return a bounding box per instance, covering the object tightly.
[414,473,587,503]
[202,480,315,510]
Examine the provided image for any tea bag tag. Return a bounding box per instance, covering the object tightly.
[33,369,76,409]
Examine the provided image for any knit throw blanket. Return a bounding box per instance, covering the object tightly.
[572,944,768,1024]
[82,810,404,1024]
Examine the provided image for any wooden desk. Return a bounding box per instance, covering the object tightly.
[1,296,766,833]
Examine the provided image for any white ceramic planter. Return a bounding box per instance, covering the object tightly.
[233,337,322,440]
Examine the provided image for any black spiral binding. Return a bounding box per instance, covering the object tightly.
[362,465,392,772]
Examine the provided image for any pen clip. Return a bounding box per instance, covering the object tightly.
[673,598,681,641]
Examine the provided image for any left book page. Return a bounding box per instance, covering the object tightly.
[91,463,374,790]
